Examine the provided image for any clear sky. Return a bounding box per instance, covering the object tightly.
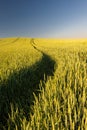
[0,0,87,38]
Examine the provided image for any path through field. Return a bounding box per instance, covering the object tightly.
[0,38,56,129]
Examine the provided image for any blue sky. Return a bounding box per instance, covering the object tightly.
[0,0,87,38]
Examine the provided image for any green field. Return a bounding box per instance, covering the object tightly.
[0,38,87,130]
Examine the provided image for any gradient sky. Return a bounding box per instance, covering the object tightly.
[0,0,87,38]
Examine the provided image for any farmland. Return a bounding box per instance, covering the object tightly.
[0,38,87,130]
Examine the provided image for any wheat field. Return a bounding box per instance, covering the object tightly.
[0,38,87,130]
